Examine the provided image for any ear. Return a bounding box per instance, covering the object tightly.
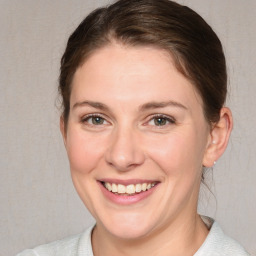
[60,116,67,148]
[203,107,233,167]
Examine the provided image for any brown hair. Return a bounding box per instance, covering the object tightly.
[59,0,227,129]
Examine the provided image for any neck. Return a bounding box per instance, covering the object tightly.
[92,214,209,256]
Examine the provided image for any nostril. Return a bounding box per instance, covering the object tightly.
[106,160,137,172]
[104,130,145,171]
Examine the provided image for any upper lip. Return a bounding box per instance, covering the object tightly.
[99,179,159,185]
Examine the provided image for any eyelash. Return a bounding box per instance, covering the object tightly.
[81,113,109,126]
[80,113,176,127]
[146,114,176,127]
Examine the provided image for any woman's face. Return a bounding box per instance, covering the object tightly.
[62,44,212,239]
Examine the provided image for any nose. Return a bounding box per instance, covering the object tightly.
[105,126,145,171]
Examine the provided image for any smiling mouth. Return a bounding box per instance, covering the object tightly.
[101,181,158,196]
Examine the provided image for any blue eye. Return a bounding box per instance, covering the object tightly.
[154,117,168,126]
[91,116,105,125]
[82,115,107,125]
[148,115,175,127]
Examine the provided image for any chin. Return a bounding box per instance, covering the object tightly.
[97,211,158,240]
[107,224,154,240]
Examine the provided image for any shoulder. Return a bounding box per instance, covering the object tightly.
[16,225,94,256]
[195,217,250,256]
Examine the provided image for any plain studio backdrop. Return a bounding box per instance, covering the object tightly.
[0,0,255,255]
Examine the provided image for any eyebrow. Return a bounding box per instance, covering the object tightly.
[72,100,187,112]
[72,101,110,111]
[139,100,188,111]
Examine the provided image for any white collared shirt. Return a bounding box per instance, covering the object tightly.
[17,218,250,256]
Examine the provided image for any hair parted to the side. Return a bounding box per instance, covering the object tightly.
[59,0,227,130]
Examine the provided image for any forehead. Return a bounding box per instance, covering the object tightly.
[71,44,203,110]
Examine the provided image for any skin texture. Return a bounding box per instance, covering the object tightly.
[61,43,232,256]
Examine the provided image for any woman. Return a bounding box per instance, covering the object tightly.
[18,0,250,255]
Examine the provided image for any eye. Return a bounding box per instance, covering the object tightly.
[148,115,175,127]
[81,114,109,126]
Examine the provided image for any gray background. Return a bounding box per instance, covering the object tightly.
[0,0,255,255]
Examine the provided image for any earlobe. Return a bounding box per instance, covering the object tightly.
[203,107,233,167]
[60,116,67,148]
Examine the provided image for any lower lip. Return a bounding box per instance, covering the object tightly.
[98,182,159,205]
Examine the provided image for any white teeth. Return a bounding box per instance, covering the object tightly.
[135,184,142,193]
[126,184,135,194]
[117,184,126,194]
[103,182,157,195]
[112,183,118,193]
[142,183,147,191]
[105,182,112,191]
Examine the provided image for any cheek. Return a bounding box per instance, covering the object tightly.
[66,127,106,174]
[144,129,206,176]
